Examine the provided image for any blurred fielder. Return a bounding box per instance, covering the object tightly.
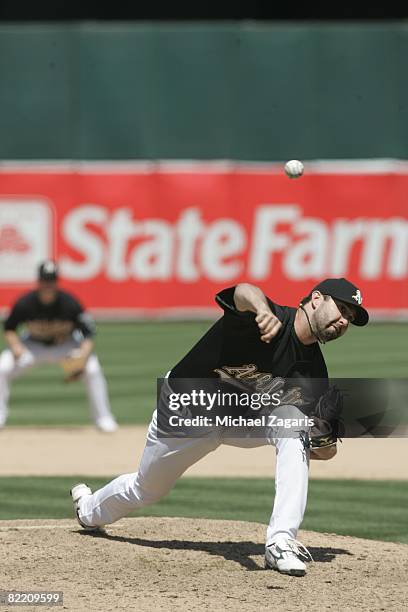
[71,278,368,575]
[0,260,118,433]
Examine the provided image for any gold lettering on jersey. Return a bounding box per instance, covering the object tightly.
[214,364,304,406]
[214,364,281,393]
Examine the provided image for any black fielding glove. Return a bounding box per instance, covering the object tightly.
[307,385,344,449]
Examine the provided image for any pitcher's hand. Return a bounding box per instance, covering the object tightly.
[255,309,282,343]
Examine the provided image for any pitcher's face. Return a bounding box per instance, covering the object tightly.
[311,294,355,343]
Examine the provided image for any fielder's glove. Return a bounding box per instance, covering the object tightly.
[306,385,345,449]
[60,350,87,382]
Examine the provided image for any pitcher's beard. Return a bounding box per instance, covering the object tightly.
[311,316,340,344]
[300,305,341,344]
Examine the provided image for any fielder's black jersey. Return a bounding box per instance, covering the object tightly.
[3,290,95,344]
[170,286,328,385]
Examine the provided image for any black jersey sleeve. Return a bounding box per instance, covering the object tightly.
[215,286,291,351]
[215,286,284,320]
[215,286,253,318]
[3,297,29,331]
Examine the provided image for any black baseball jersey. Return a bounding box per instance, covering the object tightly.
[3,290,95,345]
[170,286,328,385]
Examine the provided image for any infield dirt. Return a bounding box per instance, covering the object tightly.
[1,517,407,611]
[1,426,407,479]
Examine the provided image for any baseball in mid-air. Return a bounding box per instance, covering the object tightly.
[284,159,304,179]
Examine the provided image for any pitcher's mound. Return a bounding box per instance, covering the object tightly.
[1,517,406,611]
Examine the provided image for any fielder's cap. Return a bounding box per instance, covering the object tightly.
[303,278,369,327]
[38,260,58,282]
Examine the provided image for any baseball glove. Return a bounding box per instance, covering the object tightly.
[307,385,344,449]
[60,350,87,382]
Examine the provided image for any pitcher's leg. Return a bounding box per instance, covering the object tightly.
[266,434,309,546]
[82,355,117,430]
[220,409,310,545]
[221,408,311,575]
[79,412,220,526]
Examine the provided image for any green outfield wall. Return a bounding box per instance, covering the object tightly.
[0,22,407,160]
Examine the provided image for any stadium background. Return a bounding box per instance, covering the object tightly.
[0,18,407,611]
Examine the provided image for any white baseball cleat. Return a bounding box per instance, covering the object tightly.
[70,483,99,530]
[95,416,118,433]
[265,536,312,576]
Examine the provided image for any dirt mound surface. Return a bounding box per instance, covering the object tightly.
[1,517,406,611]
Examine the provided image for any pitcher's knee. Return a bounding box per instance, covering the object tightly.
[274,434,303,449]
[267,405,311,445]
[129,474,171,507]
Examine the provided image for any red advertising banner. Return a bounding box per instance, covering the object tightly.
[0,161,407,318]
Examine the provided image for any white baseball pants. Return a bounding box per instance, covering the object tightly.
[79,404,310,545]
[0,337,115,428]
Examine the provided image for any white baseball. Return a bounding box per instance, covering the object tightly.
[284,159,304,179]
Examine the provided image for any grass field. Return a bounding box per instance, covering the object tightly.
[1,476,407,544]
[2,321,407,426]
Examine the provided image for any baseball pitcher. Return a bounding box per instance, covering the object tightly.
[71,278,368,575]
[0,260,118,432]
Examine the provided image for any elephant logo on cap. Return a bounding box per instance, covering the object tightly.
[352,289,363,305]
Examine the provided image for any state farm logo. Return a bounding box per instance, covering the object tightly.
[58,204,408,282]
[0,200,52,283]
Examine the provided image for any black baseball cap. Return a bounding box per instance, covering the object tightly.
[302,278,369,326]
[38,260,58,282]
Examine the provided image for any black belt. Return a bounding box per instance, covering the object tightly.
[28,336,65,346]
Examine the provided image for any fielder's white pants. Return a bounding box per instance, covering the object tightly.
[79,405,310,545]
[0,337,115,428]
